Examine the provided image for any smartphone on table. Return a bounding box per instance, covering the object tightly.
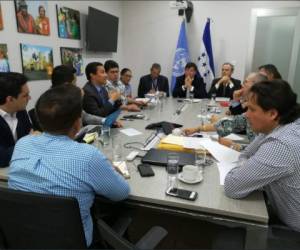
[165,187,198,201]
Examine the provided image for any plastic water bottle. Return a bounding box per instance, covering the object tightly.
[166,153,179,191]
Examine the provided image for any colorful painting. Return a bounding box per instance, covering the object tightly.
[56,5,80,39]
[20,43,53,80]
[14,0,50,35]
[60,47,83,76]
[0,44,10,72]
[0,3,3,30]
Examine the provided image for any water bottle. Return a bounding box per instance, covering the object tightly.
[166,153,179,191]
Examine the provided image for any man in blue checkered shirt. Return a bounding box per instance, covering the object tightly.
[225,79,300,234]
[8,85,130,247]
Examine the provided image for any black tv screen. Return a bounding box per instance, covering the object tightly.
[86,7,119,52]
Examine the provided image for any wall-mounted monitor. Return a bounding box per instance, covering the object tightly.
[86,7,119,52]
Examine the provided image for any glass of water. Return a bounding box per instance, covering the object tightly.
[166,153,179,191]
[100,125,110,146]
[195,147,206,172]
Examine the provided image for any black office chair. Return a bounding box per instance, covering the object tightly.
[0,187,167,249]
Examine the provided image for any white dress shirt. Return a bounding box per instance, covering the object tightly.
[0,108,18,141]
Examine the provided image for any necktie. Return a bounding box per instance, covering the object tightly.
[98,87,107,104]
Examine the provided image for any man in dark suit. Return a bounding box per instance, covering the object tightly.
[138,63,169,98]
[208,62,241,99]
[0,72,32,167]
[172,62,207,98]
[83,62,121,118]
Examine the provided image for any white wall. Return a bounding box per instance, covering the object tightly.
[122,1,300,96]
[0,0,123,109]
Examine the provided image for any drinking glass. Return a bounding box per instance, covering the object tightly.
[166,153,179,191]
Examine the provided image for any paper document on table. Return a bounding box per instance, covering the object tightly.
[160,134,184,146]
[198,139,241,163]
[183,137,210,149]
[211,133,245,142]
[217,162,236,185]
[216,97,230,102]
[120,128,142,136]
[135,98,150,103]
[183,98,201,103]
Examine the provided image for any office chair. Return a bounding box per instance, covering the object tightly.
[0,187,167,249]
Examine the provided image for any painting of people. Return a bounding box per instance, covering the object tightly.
[0,44,10,72]
[15,0,50,35]
[60,47,83,76]
[56,5,80,39]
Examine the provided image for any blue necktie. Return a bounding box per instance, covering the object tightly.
[98,87,107,104]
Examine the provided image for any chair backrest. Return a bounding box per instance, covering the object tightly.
[0,187,87,249]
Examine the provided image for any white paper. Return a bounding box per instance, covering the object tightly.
[135,98,150,103]
[183,98,201,103]
[211,133,245,142]
[217,162,236,185]
[216,97,230,102]
[120,128,142,137]
[182,137,210,149]
[198,139,241,163]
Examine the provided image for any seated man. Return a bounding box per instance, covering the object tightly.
[8,85,130,247]
[224,79,300,233]
[208,62,241,99]
[83,62,121,117]
[104,60,140,111]
[172,62,207,99]
[228,72,267,115]
[138,63,169,98]
[0,72,32,167]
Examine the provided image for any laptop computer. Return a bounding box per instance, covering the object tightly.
[141,148,195,170]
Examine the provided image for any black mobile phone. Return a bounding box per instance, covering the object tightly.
[177,99,184,102]
[166,187,198,201]
[137,164,155,177]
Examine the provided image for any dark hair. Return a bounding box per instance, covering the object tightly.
[51,65,76,88]
[38,5,45,12]
[104,60,119,72]
[0,72,28,105]
[258,64,282,79]
[85,62,103,81]
[120,68,131,76]
[151,63,161,71]
[185,62,197,71]
[35,85,82,134]
[249,79,300,124]
[223,62,234,72]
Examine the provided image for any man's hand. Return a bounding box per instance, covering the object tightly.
[30,129,41,135]
[218,137,233,147]
[109,90,121,101]
[219,76,230,85]
[210,114,219,123]
[126,104,141,112]
[184,76,193,89]
[233,89,244,101]
[183,127,198,136]
[114,120,123,128]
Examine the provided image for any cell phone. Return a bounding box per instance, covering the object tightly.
[165,187,198,201]
[177,99,184,102]
[137,164,155,177]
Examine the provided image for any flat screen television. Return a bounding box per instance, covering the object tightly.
[86,7,119,52]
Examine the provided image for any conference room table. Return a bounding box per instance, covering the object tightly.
[96,97,269,250]
[0,97,269,249]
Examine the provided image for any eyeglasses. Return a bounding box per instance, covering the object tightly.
[124,74,132,78]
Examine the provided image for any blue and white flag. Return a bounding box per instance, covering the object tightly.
[198,18,215,92]
[171,20,190,91]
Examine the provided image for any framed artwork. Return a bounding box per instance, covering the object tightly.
[14,0,50,35]
[60,47,83,76]
[0,3,3,30]
[56,5,81,39]
[0,44,10,72]
[20,43,53,81]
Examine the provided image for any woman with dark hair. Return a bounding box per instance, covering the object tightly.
[258,64,282,80]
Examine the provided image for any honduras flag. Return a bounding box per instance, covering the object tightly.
[171,20,190,91]
[198,18,215,92]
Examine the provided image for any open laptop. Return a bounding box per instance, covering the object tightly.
[141,148,195,170]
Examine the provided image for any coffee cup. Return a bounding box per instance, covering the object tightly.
[172,128,182,136]
[182,165,199,181]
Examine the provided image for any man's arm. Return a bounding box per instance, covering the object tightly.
[138,77,146,98]
[172,77,184,97]
[88,149,130,201]
[82,92,115,117]
[0,145,13,167]
[224,138,294,199]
